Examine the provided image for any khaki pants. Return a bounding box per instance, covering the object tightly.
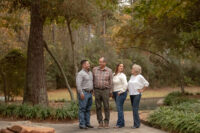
[94,88,110,124]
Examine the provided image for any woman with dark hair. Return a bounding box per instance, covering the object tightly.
[112,63,128,128]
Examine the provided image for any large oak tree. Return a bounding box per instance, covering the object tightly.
[0,0,97,105]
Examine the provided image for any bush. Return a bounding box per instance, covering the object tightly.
[172,102,200,113]
[163,91,196,106]
[0,102,78,120]
[148,93,200,133]
[148,102,200,133]
[0,49,26,101]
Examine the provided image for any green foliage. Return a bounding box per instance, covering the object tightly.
[0,102,78,120]
[112,0,200,89]
[148,102,200,133]
[124,0,200,56]
[58,101,79,120]
[149,91,200,132]
[83,37,119,69]
[0,49,26,101]
[1,0,200,93]
[163,91,196,106]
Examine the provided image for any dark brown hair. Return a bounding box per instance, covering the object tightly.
[114,63,124,76]
[81,60,88,66]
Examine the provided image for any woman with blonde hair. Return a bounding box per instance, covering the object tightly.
[112,63,128,128]
[128,64,149,129]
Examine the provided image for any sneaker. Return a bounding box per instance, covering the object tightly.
[98,123,103,129]
[131,126,139,129]
[79,126,88,129]
[104,123,110,129]
[113,125,123,128]
[86,125,94,128]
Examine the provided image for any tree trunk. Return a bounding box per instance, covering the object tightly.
[95,21,101,36]
[129,0,136,5]
[180,79,185,93]
[43,41,75,101]
[66,20,78,75]
[102,16,106,35]
[0,69,7,103]
[52,23,56,45]
[179,59,185,93]
[102,15,107,47]
[23,1,48,105]
[66,19,79,99]
[88,25,91,43]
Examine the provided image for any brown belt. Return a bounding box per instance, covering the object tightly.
[83,89,93,93]
[94,87,108,90]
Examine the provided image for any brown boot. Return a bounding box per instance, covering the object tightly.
[98,122,103,129]
[104,123,110,129]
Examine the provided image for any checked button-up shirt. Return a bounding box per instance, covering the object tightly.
[93,66,113,91]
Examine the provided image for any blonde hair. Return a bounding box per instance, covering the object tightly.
[132,64,142,74]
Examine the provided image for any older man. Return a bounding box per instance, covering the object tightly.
[76,60,94,129]
[93,57,113,129]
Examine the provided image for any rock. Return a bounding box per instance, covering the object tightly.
[7,125,55,133]
[0,129,14,133]
[7,125,22,132]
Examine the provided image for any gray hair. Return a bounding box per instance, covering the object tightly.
[99,57,107,63]
[132,64,142,74]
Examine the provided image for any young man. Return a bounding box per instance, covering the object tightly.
[76,60,94,129]
[93,57,113,129]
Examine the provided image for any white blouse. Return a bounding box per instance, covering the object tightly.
[113,73,128,92]
[128,74,149,95]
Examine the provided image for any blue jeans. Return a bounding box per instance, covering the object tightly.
[78,91,93,127]
[130,94,141,128]
[113,91,127,127]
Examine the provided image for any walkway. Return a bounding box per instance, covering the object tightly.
[0,111,166,133]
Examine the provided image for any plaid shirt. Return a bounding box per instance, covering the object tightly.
[93,66,113,91]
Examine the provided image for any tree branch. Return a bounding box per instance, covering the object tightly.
[117,46,170,64]
[43,40,75,101]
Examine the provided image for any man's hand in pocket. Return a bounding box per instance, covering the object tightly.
[80,93,85,100]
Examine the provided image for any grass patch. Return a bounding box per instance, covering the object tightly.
[6,87,199,101]
[47,87,200,101]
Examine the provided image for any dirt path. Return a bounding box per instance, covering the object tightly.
[0,111,166,133]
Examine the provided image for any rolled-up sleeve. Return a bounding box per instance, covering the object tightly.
[140,75,149,87]
[76,72,83,94]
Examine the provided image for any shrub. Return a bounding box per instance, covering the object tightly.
[148,100,200,133]
[55,101,78,120]
[0,102,78,120]
[0,49,26,102]
[172,102,200,113]
[148,106,200,133]
[163,91,196,106]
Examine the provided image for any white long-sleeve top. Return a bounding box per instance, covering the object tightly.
[113,73,128,92]
[128,74,149,95]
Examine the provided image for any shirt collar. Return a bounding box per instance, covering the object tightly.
[98,66,108,71]
[82,68,90,73]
